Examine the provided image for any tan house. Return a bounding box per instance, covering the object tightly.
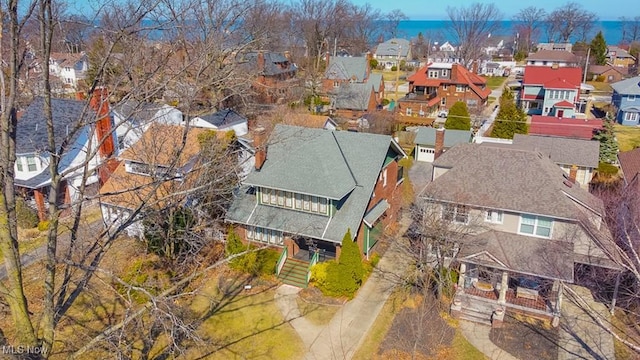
[421,143,620,326]
[608,46,637,68]
[589,64,629,83]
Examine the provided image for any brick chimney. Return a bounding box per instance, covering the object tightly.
[257,51,265,72]
[89,87,115,159]
[569,164,578,183]
[434,128,445,160]
[254,127,267,171]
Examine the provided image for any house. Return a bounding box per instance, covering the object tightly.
[323,55,370,94]
[537,43,573,52]
[49,52,89,90]
[526,50,579,67]
[244,51,302,104]
[188,109,248,136]
[611,76,640,126]
[280,113,338,130]
[398,63,491,117]
[111,100,183,151]
[15,89,117,220]
[225,124,407,287]
[439,41,456,52]
[510,134,599,188]
[520,66,582,116]
[99,124,209,237]
[332,82,379,119]
[589,64,628,83]
[374,38,412,69]
[618,148,640,186]
[529,115,602,140]
[421,143,620,326]
[607,46,637,68]
[414,127,472,162]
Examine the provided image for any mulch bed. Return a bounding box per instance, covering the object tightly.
[489,312,559,360]
[378,294,455,358]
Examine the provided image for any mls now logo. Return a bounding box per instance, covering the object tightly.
[1,345,44,355]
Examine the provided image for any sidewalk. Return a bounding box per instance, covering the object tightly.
[459,321,519,360]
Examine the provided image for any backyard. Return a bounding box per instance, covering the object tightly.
[484,76,508,90]
[614,124,640,152]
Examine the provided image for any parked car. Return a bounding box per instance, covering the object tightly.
[437,110,448,118]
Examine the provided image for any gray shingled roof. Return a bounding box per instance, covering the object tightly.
[245,51,297,76]
[414,127,472,148]
[511,134,599,168]
[368,73,383,93]
[17,97,95,154]
[526,50,578,63]
[226,124,402,243]
[334,83,373,111]
[460,230,574,281]
[424,143,604,220]
[112,100,164,126]
[375,38,410,57]
[325,56,368,82]
[611,76,640,96]
[196,109,246,128]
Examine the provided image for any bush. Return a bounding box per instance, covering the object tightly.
[390,65,397,72]
[16,198,39,229]
[381,98,390,106]
[310,261,333,288]
[369,58,378,69]
[311,230,364,299]
[38,220,50,231]
[595,75,606,82]
[369,252,381,268]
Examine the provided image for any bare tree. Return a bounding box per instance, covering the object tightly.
[621,16,640,44]
[383,9,408,40]
[545,2,597,43]
[512,6,546,53]
[446,3,502,68]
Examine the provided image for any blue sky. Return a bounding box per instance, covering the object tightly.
[356,0,634,20]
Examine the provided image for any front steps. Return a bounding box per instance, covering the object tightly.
[278,258,309,288]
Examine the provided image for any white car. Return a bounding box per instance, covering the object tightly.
[437,110,448,118]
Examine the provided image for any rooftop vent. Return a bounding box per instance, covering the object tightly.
[563,179,573,188]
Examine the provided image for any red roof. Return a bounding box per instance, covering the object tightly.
[408,63,491,99]
[522,66,582,88]
[544,78,579,90]
[529,116,603,140]
[427,96,441,107]
[553,100,575,108]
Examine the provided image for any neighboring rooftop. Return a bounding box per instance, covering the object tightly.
[618,148,640,184]
[325,56,368,82]
[414,127,472,147]
[522,66,582,88]
[196,109,246,128]
[526,50,579,63]
[529,116,603,140]
[511,134,600,168]
[244,51,297,77]
[334,82,374,111]
[589,64,629,76]
[375,38,411,57]
[611,76,640,95]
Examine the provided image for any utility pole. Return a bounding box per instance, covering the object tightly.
[583,47,590,84]
[395,45,401,101]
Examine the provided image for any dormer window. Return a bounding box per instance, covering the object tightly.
[27,156,37,172]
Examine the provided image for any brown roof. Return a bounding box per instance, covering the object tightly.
[618,148,640,184]
[50,52,85,67]
[589,64,629,76]
[100,124,210,210]
[527,50,579,63]
[281,113,336,129]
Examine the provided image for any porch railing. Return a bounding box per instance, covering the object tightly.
[276,247,288,276]
[307,251,319,284]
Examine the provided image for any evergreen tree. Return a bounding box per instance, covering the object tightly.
[444,101,471,130]
[338,229,364,285]
[490,88,528,139]
[593,116,619,163]
[590,31,608,66]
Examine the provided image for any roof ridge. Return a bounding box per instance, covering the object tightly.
[331,131,358,186]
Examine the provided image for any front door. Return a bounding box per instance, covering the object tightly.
[557,109,564,117]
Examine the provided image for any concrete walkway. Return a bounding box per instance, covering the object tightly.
[459,321,519,360]
[274,215,412,360]
[557,285,615,360]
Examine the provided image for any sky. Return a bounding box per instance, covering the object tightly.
[357,0,636,20]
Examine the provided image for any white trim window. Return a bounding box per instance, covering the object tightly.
[628,95,636,101]
[519,214,553,238]
[26,156,37,172]
[246,226,284,245]
[624,112,639,122]
[285,192,293,208]
[485,210,503,224]
[442,204,469,224]
[456,85,465,92]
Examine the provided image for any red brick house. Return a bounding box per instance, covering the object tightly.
[245,51,302,104]
[398,63,491,117]
[226,125,407,286]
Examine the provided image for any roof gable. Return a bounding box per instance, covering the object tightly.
[512,134,599,168]
[611,76,640,95]
[523,66,582,87]
[325,56,368,82]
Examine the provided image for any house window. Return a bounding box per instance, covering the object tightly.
[65,78,73,84]
[16,158,23,172]
[277,191,284,206]
[441,97,446,106]
[319,198,328,214]
[420,148,435,154]
[383,168,387,187]
[428,70,438,78]
[519,214,553,238]
[64,67,71,71]
[285,192,293,207]
[270,190,277,204]
[261,188,270,203]
[333,81,339,88]
[456,85,465,92]
[442,204,469,224]
[624,112,639,122]
[295,193,302,209]
[485,210,503,224]
[442,84,448,90]
[311,196,318,212]
[303,195,310,211]
[26,156,37,172]
[247,226,283,245]
[629,95,636,101]
[406,108,412,116]
[442,69,449,77]
[247,226,254,239]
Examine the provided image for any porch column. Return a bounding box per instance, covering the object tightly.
[458,263,466,289]
[34,189,47,221]
[556,282,564,314]
[498,271,508,304]
[335,244,341,260]
[611,272,622,315]
[284,237,295,258]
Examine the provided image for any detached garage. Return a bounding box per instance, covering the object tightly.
[414,127,472,162]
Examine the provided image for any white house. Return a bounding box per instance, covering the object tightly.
[49,52,89,90]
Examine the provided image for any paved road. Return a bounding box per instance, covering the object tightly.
[0,217,105,280]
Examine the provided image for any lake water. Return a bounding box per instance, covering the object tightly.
[397,20,625,45]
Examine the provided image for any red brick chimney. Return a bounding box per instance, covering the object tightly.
[257,51,265,72]
[254,127,267,171]
[434,128,445,160]
[569,164,578,183]
[89,87,115,159]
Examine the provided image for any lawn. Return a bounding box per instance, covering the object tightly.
[614,124,640,152]
[485,76,508,90]
[587,81,613,93]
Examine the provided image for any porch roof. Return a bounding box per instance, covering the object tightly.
[364,199,388,227]
[460,230,574,282]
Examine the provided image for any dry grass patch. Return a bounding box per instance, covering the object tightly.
[296,297,340,326]
[614,124,640,152]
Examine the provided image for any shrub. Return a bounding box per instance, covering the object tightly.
[369,58,378,69]
[381,98,390,106]
[595,75,606,82]
[310,261,333,288]
[390,65,397,72]
[225,227,246,257]
[16,198,39,229]
[38,220,50,232]
[312,230,364,299]
[369,252,381,268]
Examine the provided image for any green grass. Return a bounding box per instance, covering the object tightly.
[186,279,304,359]
[451,328,488,359]
[296,298,340,326]
[614,124,640,152]
[587,81,613,93]
[0,232,47,266]
[488,96,497,103]
[485,76,507,89]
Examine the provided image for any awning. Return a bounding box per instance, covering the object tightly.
[364,199,389,227]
